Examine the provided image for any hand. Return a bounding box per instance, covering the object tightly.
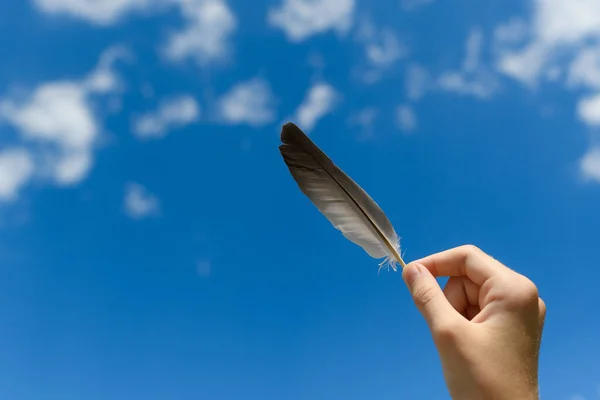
[402,245,545,400]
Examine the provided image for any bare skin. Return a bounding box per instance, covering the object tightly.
[402,245,546,400]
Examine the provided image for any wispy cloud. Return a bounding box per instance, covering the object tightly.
[33,0,236,66]
[269,0,355,42]
[32,0,151,25]
[495,0,600,86]
[85,46,129,93]
[438,28,499,99]
[347,107,378,139]
[295,83,339,132]
[0,149,34,202]
[497,0,600,85]
[569,46,600,127]
[123,183,160,220]
[133,95,200,139]
[1,83,96,153]
[438,72,498,99]
[216,78,276,127]
[396,105,417,133]
[577,94,600,126]
[568,45,600,91]
[580,147,600,183]
[405,64,431,101]
[164,0,237,65]
[0,46,127,191]
[355,20,406,83]
[403,31,497,102]
[494,0,600,183]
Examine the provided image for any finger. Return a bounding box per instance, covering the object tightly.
[463,278,480,306]
[538,298,546,329]
[443,277,481,317]
[414,245,513,286]
[443,277,468,316]
[537,297,546,352]
[403,263,461,333]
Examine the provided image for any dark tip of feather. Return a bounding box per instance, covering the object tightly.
[282,121,299,130]
[281,122,309,145]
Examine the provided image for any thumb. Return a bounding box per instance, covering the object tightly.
[403,263,459,333]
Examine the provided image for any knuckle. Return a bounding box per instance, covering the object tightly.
[520,278,540,303]
[460,244,485,267]
[432,320,461,343]
[508,277,540,307]
[539,298,547,330]
[461,244,483,255]
[538,298,547,317]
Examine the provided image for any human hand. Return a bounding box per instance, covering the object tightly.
[402,245,545,400]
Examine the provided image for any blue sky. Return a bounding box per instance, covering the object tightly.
[0,0,599,399]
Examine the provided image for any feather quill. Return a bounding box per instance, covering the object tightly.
[279,122,406,271]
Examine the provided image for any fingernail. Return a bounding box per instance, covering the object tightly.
[403,263,421,283]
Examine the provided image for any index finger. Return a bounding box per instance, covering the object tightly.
[413,245,512,286]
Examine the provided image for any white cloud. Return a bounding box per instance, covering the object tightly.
[133,95,200,139]
[355,21,405,83]
[0,46,125,194]
[32,0,151,25]
[85,46,129,93]
[269,0,355,42]
[494,1,600,186]
[438,71,498,99]
[0,149,34,202]
[568,45,600,90]
[396,105,417,132]
[463,28,484,73]
[217,78,276,126]
[33,0,236,66]
[123,183,160,220]
[1,82,96,150]
[347,107,378,138]
[496,41,546,85]
[438,28,499,99]
[577,94,600,126]
[164,0,236,65]
[364,30,403,68]
[52,151,93,185]
[0,82,97,186]
[295,83,339,132]
[495,1,600,184]
[495,0,600,85]
[535,0,600,45]
[494,17,529,46]
[406,64,431,101]
[349,107,377,125]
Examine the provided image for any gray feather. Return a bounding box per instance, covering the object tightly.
[279,122,405,270]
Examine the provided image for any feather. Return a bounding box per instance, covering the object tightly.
[279,122,406,271]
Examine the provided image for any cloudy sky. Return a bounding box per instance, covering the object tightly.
[0,0,599,399]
